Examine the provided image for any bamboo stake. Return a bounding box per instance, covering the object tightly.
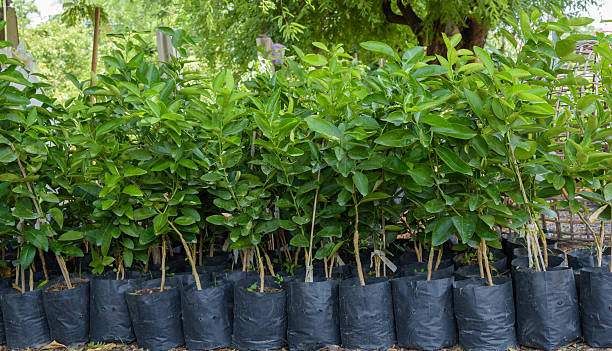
[262,245,275,276]
[306,169,321,282]
[29,266,33,292]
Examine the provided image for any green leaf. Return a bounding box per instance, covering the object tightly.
[62,245,84,257]
[12,200,38,219]
[19,244,36,268]
[420,115,476,139]
[123,166,147,177]
[302,54,327,66]
[292,215,310,225]
[24,229,48,251]
[425,199,445,213]
[360,41,399,62]
[412,65,448,78]
[435,146,472,175]
[122,185,143,197]
[305,117,340,141]
[48,207,64,228]
[102,199,116,210]
[289,234,309,247]
[360,192,391,203]
[123,250,133,267]
[353,171,368,196]
[605,184,612,202]
[432,217,454,246]
[452,216,476,243]
[95,118,123,138]
[0,146,17,163]
[473,46,494,74]
[58,230,84,241]
[556,39,576,57]
[374,129,416,146]
[179,159,198,170]
[317,225,342,238]
[174,216,196,226]
[133,208,156,220]
[206,214,228,226]
[154,213,168,234]
[315,242,336,260]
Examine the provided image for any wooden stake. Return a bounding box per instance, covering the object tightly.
[481,240,494,286]
[38,248,48,281]
[353,198,365,286]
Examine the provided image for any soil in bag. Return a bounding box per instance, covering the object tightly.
[339,276,396,350]
[181,279,233,350]
[580,267,612,347]
[1,288,51,349]
[232,276,287,350]
[90,274,142,343]
[512,265,581,350]
[42,279,90,346]
[126,278,184,351]
[287,278,340,351]
[567,247,611,270]
[453,277,516,351]
[401,261,454,279]
[392,276,456,350]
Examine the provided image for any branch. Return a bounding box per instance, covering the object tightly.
[382,0,408,25]
[396,0,422,34]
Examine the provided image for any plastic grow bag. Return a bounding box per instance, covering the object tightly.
[232,276,287,350]
[401,261,454,279]
[567,248,611,270]
[453,277,516,351]
[181,280,233,350]
[513,247,565,260]
[90,275,141,343]
[126,278,184,351]
[339,277,396,350]
[1,289,51,349]
[42,280,90,346]
[511,255,565,270]
[213,270,258,284]
[580,267,612,347]
[392,276,456,350]
[512,266,581,350]
[287,279,340,350]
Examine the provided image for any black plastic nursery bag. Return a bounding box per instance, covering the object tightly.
[392,276,456,350]
[90,275,141,343]
[453,277,516,351]
[287,279,341,350]
[232,276,287,350]
[126,278,184,351]
[513,265,581,350]
[42,280,90,346]
[1,289,51,349]
[181,280,233,350]
[580,267,612,347]
[339,277,396,350]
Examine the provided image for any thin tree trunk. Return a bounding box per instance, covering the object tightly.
[434,246,443,271]
[160,235,166,291]
[477,245,484,278]
[144,247,151,272]
[169,222,202,290]
[481,239,494,286]
[55,254,72,289]
[89,7,100,104]
[262,245,275,276]
[29,266,34,291]
[256,245,265,293]
[426,245,434,281]
[353,199,365,286]
[38,248,48,281]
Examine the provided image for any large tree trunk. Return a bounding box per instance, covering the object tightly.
[382,0,488,58]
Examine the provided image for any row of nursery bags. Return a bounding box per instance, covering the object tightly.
[0,260,609,351]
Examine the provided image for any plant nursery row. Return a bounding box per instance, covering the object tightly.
[1,13,612,351]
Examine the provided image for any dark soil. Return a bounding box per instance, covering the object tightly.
[131,287,172,295]
[47,280,86,292]
[245,285,282,293]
